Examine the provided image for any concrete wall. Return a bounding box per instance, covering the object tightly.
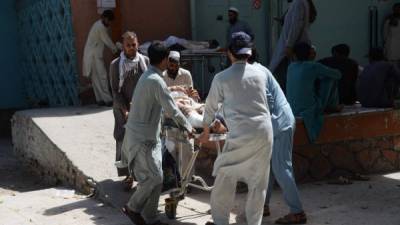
[70,0,191,102]
[0,0,26,109]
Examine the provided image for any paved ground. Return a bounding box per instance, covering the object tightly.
[0,138,131,225]
[5,106,400,225]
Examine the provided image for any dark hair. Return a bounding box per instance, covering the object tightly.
[102,10,115,21]
[294,42,312,61]
[308,0,317,23]
[368,47,385,62]
[248,47,259,64]
[332,44,350,57]
[148,41,169,65]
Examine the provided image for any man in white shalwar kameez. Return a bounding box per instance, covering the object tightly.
[269,0,316,92]
[83,10,119,106]
[200,32,273,225]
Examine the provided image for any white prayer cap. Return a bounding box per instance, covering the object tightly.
[228,7,239,14]
[168,51,180,62]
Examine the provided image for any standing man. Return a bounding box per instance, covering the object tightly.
[226,7,254,46]
[109,31,149,185]
[249,50,307,225]
[121,42,193,225]
[200,32,273,225]
[269,0,317,92]
[83,10,119,106]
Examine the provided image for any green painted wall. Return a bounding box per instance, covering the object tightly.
[192,0,398,66]
[309,0,397,65]
[0,0,26,108]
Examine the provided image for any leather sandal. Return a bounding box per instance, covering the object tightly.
[275,212,307,224]
[121,205,146,225]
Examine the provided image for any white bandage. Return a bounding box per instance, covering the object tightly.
[187,112,204,128]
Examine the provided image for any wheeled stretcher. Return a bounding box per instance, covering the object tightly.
[163,126,226,219]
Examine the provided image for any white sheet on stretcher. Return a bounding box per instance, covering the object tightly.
[170,91,205,128]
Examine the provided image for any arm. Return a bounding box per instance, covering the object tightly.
[203,78,223,127]
[155,80,193,132]
[316,63,342,80]
[109,61,128,112]
[286,2,307,48]
[199,78,223,143]
[99,26,117,54]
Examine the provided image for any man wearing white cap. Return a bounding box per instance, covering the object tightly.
[226,7,254,46]
[163,51,193,88]
[162,51,196,189]
[200,31,273,225]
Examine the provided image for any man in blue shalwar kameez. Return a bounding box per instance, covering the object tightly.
[249,50,306,224]
[286,42,341,142]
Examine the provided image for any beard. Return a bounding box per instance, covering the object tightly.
[229,17,237,24]
[167,69,178,79]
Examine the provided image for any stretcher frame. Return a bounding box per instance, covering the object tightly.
[163,126,226,219]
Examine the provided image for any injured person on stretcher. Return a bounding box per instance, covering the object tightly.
[162,88,227,192]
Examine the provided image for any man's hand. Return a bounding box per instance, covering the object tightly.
[123,108,129,120]
[210,119,227,134]
[198,126,210,144]
[187,87,201,102]
[187,128,196,139]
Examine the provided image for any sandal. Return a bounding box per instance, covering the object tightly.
[275,212,307,224]
[348,173,370,181]
[205,222,216,225]
[121,205,146,225]
[327,176,353,185]
[263,205,271,217]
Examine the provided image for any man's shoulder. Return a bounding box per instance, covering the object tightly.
[179,68,192,76]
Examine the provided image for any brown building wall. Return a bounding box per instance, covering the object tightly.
[70,0,191,103]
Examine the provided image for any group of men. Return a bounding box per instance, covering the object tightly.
[81,6,309,225]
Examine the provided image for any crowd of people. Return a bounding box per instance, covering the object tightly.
[81,1,400,225]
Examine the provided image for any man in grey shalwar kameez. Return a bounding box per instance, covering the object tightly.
[269,0,316,92]
[226,7,254,45]
[109,31,149,178]
[200,32,273,225]
[121,42,193,225]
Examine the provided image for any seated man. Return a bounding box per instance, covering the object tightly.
[319,44,359,105]
[286,42,342,142]
[357,48,400,108]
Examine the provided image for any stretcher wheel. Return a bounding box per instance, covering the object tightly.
[165,197,178,219]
